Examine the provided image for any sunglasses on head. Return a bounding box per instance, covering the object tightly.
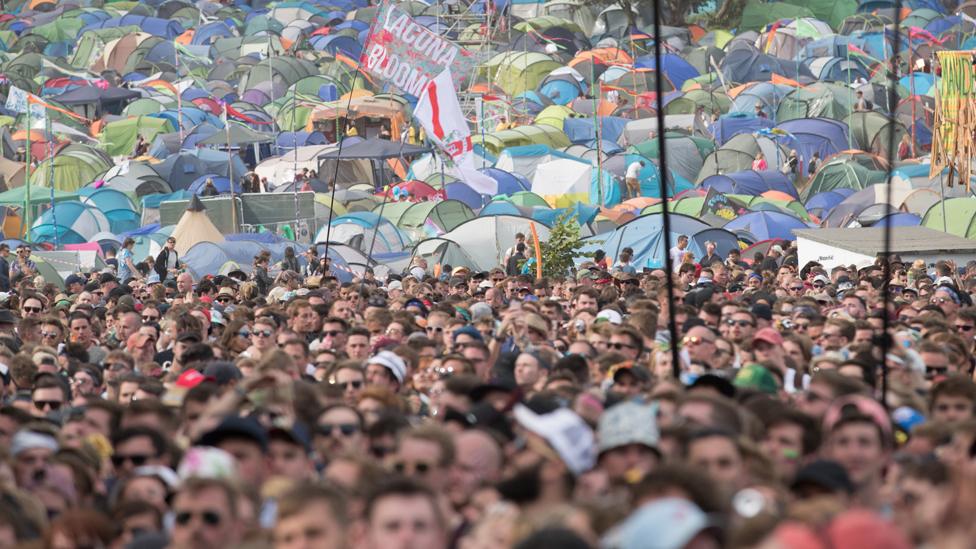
[318,423,359,437]
[174,511,222,527]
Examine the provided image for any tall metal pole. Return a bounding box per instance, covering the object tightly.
[24,104,30,242]
[651,0,680,379]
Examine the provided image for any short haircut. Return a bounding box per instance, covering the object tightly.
[276,483,349,524]
[930,375,976,411]
[767,409,821,456]
[111,426,168,457]
[365,477,443,528]
[174,477,239,518]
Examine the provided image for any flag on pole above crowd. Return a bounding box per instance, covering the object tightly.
[5,86,45,128]
[414,69,497,194]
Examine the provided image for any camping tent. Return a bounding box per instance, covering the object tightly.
[169,195,225,254]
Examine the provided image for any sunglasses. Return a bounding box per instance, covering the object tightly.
[174,511,222,527]
[682,335,713,346]
[931,297,950,304]
[393,461,432,475]
[789,286,804,291]
[251,329,273,338]
[725,319,755,328]
[111,453,152,468]
[238,330,251,338]
[955,324,975,332]
[33,400,62,411]
[22,306,42,314]
[321,330,342,337]
[318,423,359,437]
[215,297,232,303]
[332,380,363,390]
[142,315,159,322]
[41,331,59,338]
[426,326,444,333]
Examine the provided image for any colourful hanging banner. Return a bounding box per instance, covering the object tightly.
[361,0,477,96]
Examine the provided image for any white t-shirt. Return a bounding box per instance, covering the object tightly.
[669,246,685,271]
[626,162,642,179]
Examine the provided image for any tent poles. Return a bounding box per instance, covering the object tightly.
[361,139,411,290]
[292,87,301,241]
[651,0,680,379]
[881,3,904,410]
[175,39,183,144]
[323,14,380,264]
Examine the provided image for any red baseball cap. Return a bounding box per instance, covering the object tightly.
[752,327,784,346]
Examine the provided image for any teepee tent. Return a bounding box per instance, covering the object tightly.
[170,195,224,254]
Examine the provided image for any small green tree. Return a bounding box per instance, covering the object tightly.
[538,211,590,279]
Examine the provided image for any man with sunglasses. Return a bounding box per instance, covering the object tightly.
[314,403,367,464]
[110,426,169,480]
[30,373,67,418]
[170,477,243,549]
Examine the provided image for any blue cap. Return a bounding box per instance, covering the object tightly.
[452,324,484,343]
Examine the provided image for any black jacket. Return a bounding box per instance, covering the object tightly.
[154,248,181,279]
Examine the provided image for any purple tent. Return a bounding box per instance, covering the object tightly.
[723,211,809,241]
[775,118,850,177]
[700,170,799,200]
[444,182,488,209]
[709,114,775,146]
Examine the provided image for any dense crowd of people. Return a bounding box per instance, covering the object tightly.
[3,235,976,549]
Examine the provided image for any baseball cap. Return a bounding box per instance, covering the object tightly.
[813,274,831,285]
[822,394,893,443]
[386,280,403,291]
[203,362,243,386]
[607,498,718,549]
[733,363,779,394]
[752,327,784,346]
[367,351,406,384]
[64,274,85,287]
[452,325,484,343]
[470,302,493,321]
[595,309,623,325]
[126,333,155,351]
[196,416,269,453]
[269,422,312,453]
[597,401,659,454]
[791,459,854,495]
[513,404,596,476]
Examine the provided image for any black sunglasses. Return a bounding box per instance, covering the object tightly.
[609,342,636,351]
[318,423,359,437]
[22,306,42,313]
[251,329,273,338]
[33,400,62,411]
[332,380,363,391]
[174,510,222,527]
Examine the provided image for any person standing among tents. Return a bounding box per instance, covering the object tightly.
[117,238,141,284]
[782,150,799,183]
[898,134,912,160]
[200,178,219,197]
[625,160,645,199]
[0,244,10,291]
[10,244,35,281]
[754,101,767,118]
[154,237,182,281]
[132,134,148,158]
[752,152,768,171]
[280,247,300,273]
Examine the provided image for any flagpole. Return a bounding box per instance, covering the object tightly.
[24,104,30,242]
[46,115,57,249]
[224,108,238,232]
[175,41,184,144]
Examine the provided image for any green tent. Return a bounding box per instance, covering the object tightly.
[697,133,788,183]
[665,89,731,115]
[31,145,114,192]
[399,200,475,234]
[631,133,715,183]
[782,0,856,30]
[534,105,578,130]
[494,191,550,208]
[777,83,855,122]
[844,111,910,156]
[480,51,562,97]
[473,125,571,156]
[803,158,887,199]
[373,201,414,226]
[739,1,815,31]
[922,198,976,238]
[71,26,142,69]
[0,185,77,206]
[100,116,174,157]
